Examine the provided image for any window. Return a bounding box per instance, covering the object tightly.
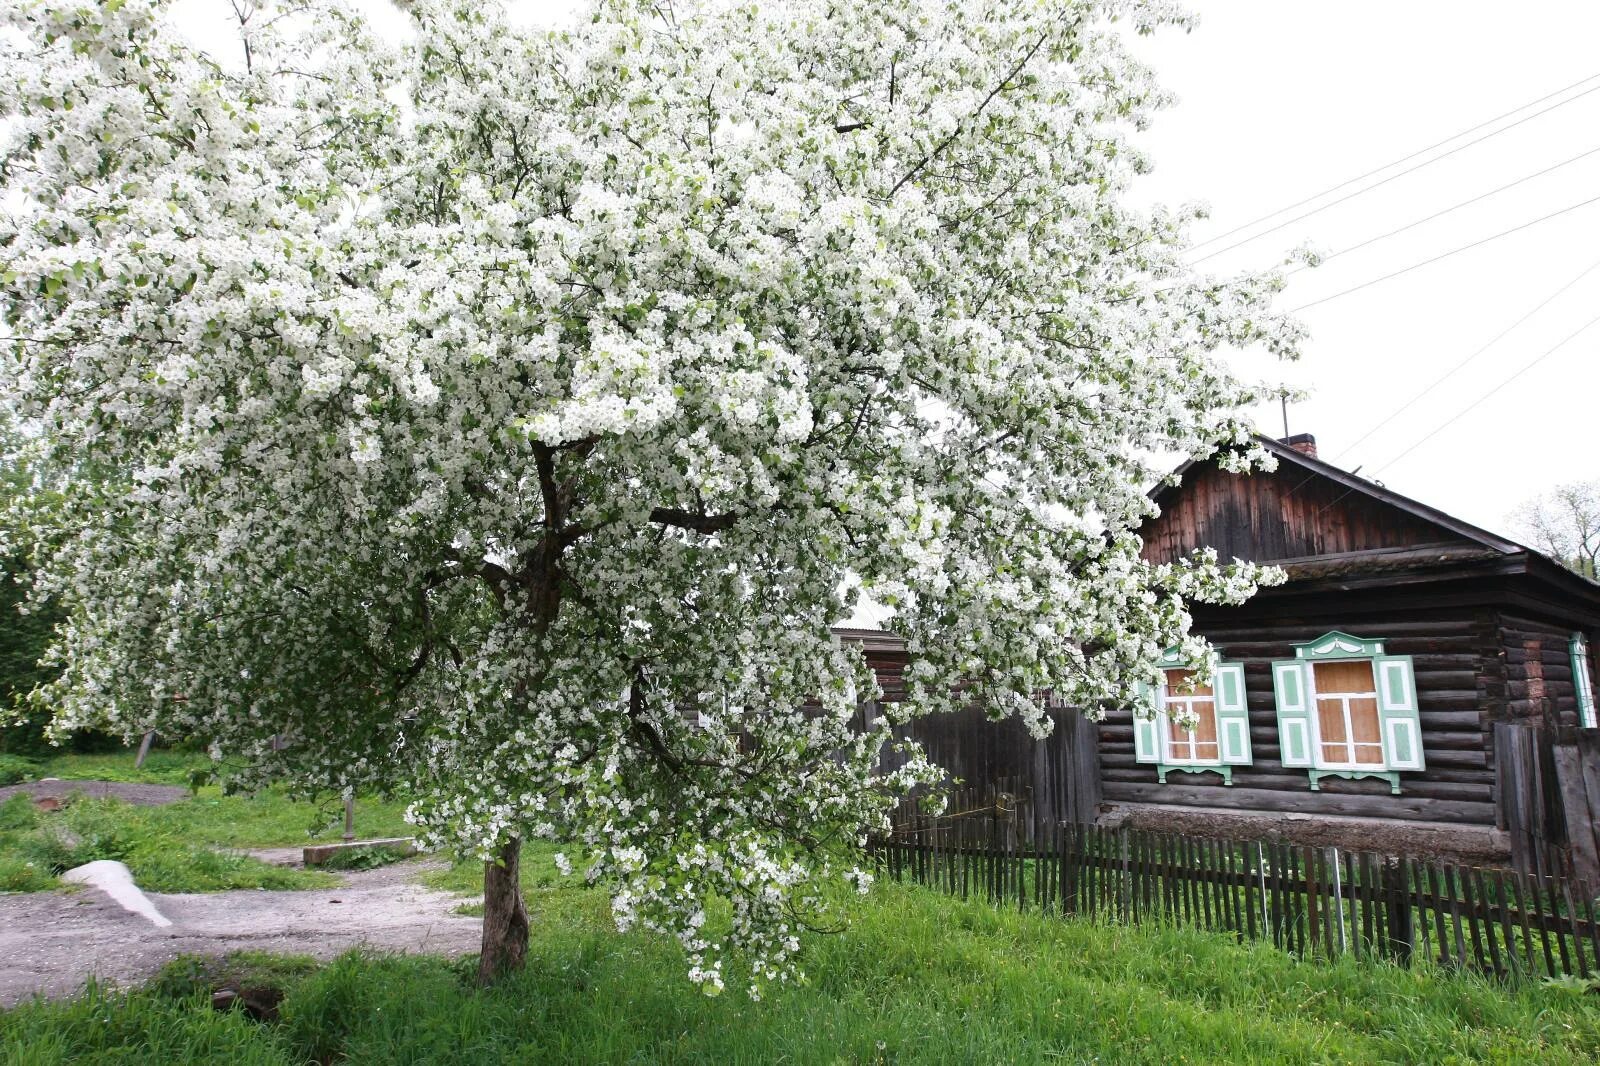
[1271,631,1423,794]
[1163,669,1219,763]
[1133,650,1251,785]
[1573,633,1598,730]
[1311,660,1384,767]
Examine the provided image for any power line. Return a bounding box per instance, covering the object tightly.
[1367,309,1600,477]
[1326,254,1600,460]
[1276,254,1600,502]
[1190,82,1600,265]
[1288,193,1600,312]
[1312,311,1600,520]
[1290,144,1600,271]
[1189,70,1600,254]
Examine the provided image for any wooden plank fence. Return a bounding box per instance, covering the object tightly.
[876,815,1600,981]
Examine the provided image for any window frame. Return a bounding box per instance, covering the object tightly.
[1272,631,1423,795]
[1158,666,1223,769]
[1304,658,1386,771]
[1138,647,1251,786]
[1572,633,1598,730]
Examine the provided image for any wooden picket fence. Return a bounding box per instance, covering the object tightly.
[876,816,1600,981]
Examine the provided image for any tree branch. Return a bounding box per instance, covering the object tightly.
[648,507,741,534]
[886,25,1055,199]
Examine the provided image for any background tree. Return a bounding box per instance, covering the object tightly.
[0,413,67,755]
[0,0,1298,988]
[1512,480,1600,580]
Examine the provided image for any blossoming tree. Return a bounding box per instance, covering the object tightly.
[1,0,1298,988]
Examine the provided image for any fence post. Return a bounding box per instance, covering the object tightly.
[1382,857,1414,964]
[1120,827,1131,923]
[134,730,157,768]
[1329,846,1347,956]
[1256,842,1270,937]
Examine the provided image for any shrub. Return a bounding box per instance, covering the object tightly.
[0,752,38,785]
[317,844,412,872]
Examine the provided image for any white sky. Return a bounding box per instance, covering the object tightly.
[172,0,1600,539]
[1129,1,1600,536]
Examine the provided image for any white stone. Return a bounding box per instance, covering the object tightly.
[61,860,173,928]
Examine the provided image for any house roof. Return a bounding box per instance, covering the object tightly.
[841,436,1600,643]
[1151,434,1600,620]
[831,626,907,653]
[1152,435,1528,555]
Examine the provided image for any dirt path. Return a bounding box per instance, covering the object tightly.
[0,859,482,1006]
[0,779,189,807]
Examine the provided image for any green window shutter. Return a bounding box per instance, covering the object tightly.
[1132,679,1161,764]
[1271,660,1314,768]
[1214,662,1252,765]
[1570,634,1597,730]
[1375,655,1425,771]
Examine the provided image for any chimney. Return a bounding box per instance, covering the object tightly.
[1281,432,1318,459]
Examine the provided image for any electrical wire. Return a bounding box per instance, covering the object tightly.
[1270,254,1600,502]
[1306,309,1600,518]
[1288,193,1600,312]
[1321,254,1600,462]
[1189,70,1600,254]
[1192,83,1600,265]
[1365,309,1600,478]
[1288,144,1600,272]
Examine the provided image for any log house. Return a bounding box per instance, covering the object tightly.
[847,434,1600,882]
[1101,433,1600,878]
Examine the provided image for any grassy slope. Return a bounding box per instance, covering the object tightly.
[5,859,1600,1064]
[25,749,215,786]
[0,751,414,893]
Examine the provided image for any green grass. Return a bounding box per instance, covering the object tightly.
[416,843,573,916]
[8,750,415,849]
[0,753,38,786]
[317,844,413,872]
[127,786,414,851]
[5,867,1600,1063]
[0,752,417,893]
[0,979,292,1066]
[0,793,338,893]
[25,748,213,787]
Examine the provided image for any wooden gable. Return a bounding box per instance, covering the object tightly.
[1139,442,1501,566]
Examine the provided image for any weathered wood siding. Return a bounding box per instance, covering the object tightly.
[1498,612,1589,729]
[1099,603,1500,829]
[1140,460,1467,566]
[1494,612,1600,884]
[854,640,1101,833]
[885,706,1102,835]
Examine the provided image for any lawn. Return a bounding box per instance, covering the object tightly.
[6,754,1600,1062]
[13,748,215,787]
[5,860,1600,1063]
[0,749,415,893]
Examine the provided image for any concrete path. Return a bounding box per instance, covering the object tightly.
[0,859,482,1006]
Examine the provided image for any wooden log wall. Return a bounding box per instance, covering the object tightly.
[1139,460,1462,566]
[1099,603,1503,835]
[1498,612,1585,728]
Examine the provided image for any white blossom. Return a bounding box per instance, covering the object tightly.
[0,0,1299,996]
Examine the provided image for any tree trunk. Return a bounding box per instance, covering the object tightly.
[477,836,530,985]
